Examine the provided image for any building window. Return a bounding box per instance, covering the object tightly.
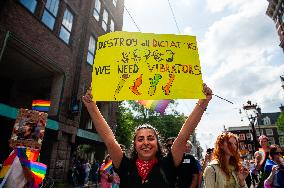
[87,36,96,65]
[263,116,271,125]
[246,133,251,140]
[113,0,117,7]
[265,129,273,136]
[102,9,108,31]
[239,142,246,150]
[279,136,284,146]
[41,0,60,30]
[248,144,252,151]
[19,0,37,13]
[93,0,101,21]
[256,129,263,136]
[278,129,284,135]
[239,133,245,141]
[268,137,275,145]
[59,8,73,44]
[110,19,115,32]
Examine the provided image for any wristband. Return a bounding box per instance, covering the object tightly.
[196,102,207,111]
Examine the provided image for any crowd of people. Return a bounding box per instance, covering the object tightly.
[80,84,284,188]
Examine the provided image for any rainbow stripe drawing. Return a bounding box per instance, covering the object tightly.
[138,100,171,115]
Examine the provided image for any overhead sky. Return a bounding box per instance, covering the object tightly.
[122,0,284,152]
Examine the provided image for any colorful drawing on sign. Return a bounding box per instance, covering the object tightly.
[138,100,171,115]
[9,109,48,149]
[91,31,205,101]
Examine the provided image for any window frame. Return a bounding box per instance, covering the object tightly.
[93,0,101,21]
[87,35,97,65]
[265,129,273,136]
[59,8,74,44]
[110,19,115,32]
[102,9,109,31]
[113,0,117,7]
[41,0,60,30]
[239,133,245,141]
[19,0,38,13]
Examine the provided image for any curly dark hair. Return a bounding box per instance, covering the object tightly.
[130,124,165,160]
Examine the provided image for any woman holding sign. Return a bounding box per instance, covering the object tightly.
[82,84,212,188]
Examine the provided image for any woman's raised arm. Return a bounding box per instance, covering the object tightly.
[171,84,212,167]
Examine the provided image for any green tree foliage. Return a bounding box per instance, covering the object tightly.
[116,102,136,148]
[276,111,284,132]
[115,100,187,148]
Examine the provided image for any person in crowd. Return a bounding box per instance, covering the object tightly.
[259,135,270,171]
[203,132,249,188]
[90,159,100,188]
[258,135,271,188]
[112,170,120,188]
[83,159,91,186]
[100,155,114,188]
[82,84,212,188]
[264,144,284,187]
[175,140,199,188]
[251,151,263,187]
[202,148,214,172]
[196,158,203,188]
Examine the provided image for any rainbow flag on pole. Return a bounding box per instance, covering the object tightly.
[20,158,47,186]
[32,100,51,112]
[102,160,113,173]
[138,100,171,115]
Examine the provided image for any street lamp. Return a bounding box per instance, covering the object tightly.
[242,101,261,153]
[280,75,284,90]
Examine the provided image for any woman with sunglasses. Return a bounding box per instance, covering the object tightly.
[203,132,249,188]
[82,84,212,188]
[264,144,284,188]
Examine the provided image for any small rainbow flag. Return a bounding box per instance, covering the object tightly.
[138,100,171,115]
[20,158,47,186]
[32,100,51,112]
[102,160,113,173]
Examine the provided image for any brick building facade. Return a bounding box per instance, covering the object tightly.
[266,0,284,51]
[0,0,124,181]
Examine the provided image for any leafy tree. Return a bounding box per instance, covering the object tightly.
[276,111,284,132]
[115,101,136,148]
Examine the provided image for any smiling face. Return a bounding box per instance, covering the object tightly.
[134,128,158,160]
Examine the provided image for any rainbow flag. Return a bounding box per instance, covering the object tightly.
[0,151,17,182]
[32,100,51,112]
[20,158,47,186]
[102,160,113,173]
[138,100,171,115]
[16,147,40,162]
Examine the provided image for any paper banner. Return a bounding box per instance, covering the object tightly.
[91,31,205,101]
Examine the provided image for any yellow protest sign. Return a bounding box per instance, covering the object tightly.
[91,31,205,101]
